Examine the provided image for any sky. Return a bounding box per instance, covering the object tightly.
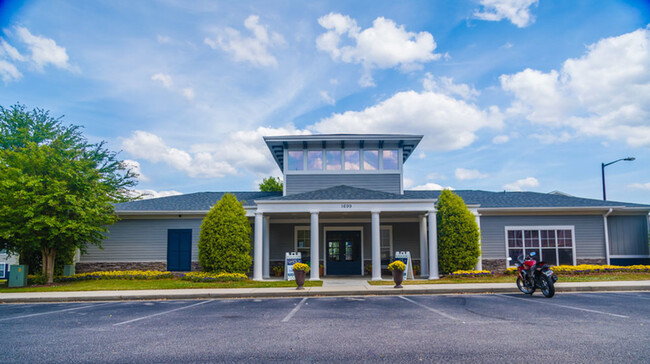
[0,0,649,204]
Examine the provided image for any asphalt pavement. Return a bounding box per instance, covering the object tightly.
[1,292,649,363]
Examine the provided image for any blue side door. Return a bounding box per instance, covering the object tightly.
[167,229,192,271]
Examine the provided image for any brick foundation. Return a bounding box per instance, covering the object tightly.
[482,259,508,273]
[577,258,607,265]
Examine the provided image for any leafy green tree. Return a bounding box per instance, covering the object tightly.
[0,104,137,283]
[259,176,283,192]
[198,193,252,273]
[436,189,480,274]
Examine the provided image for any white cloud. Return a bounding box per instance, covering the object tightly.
[157,35,172,44]
[15,26,71,70]
[205,15,285,67]
[1,39,25,61]
[455,168,488,180]
[503,177,539,191]
[182,87,195,101]
[131,189,183,200]
[320,90,335,105]
[0,59,21,82]
[122,159,149,182]
[501,27,650,147]
[316,13,441,86]
[492,135,509,144]
[412,182,454,191]
[422,73,480,100]
[628,182,650,191]
[311,90,502,151]
[427,172,447,180]
[152,73,173,88]
[474,0,539,28]
[530,131,573,144]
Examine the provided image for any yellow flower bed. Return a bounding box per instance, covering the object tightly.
[505,264,650,275]
[58,270,174,282]
[449,270,493,277]
[180,272,248,282]
[388,261,406,271]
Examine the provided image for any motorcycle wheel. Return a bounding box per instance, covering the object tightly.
[516,277,535,295]
[540,275,555,298]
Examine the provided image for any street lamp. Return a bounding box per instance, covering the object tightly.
[601,157,635,200]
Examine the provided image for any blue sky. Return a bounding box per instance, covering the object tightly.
[1,0,649,203]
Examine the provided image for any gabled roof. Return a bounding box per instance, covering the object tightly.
[115,191,281,211]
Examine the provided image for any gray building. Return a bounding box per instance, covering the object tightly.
[78,134,650,279]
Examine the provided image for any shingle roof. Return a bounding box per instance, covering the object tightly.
[114,186,650,212]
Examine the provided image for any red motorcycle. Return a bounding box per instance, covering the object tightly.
[513,251,557,298]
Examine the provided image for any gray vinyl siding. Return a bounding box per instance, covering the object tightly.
[80,219,203,262]
[285,173,401,195]
[608,215,649,256]
[480,215,606,259]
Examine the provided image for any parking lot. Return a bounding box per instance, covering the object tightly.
[1,292,649,363]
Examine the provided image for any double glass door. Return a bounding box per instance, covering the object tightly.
[326,231,361,275]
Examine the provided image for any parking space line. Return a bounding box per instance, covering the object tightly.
[281,298,307,323]
[113,300,213,326]
[398,296,458,321]
[495,294,629,318]
[0,302,113,322]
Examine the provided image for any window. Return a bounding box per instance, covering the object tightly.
[344,150,360,170]
[326,150,341,170]
[506,227,574,267]
[288,151,303,171]
[295,227,310,262]
[382,149,398,170]
[363,150,378,170]
[380,226,392,264]
[307,151,323,170]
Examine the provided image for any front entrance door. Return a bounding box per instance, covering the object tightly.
[326,231,361,275]
[167,229,192,271]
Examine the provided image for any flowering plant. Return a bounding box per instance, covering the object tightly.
[293,262,311,273]
[57,270,174,282]
[388,261,406,271]
[180,272,248,282]
[449,270,493,277]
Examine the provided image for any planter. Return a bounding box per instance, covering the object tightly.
[392,269,404,288]
[319,267,324,276]
[294,269,307,290]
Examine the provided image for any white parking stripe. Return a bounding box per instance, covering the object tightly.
[281,298,307,323]
[495,294,629,318]
[398,296,458,321]
[113,300,213,326]
[0,302,113,322]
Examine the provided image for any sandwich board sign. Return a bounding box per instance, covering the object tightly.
[284,252,302,281]
[394,251,414,280]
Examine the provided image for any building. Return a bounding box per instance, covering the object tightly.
[77,134,650,279]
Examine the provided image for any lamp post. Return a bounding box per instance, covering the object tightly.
[601,157,635,200]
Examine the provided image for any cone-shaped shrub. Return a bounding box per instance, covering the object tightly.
[436,189,481,274]
[198,193,252,273]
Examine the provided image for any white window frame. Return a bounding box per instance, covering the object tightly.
[380,225,393,265]
[294,226,311,260]
[504,225,577,267]
[322,226,365,276]
[284,148,402,175]
[306,149,324,171]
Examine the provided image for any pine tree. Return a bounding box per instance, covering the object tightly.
[436,189,480,274]
[198,193,252,273]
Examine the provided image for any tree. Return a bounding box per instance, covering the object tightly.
[436,189,480,274]
[0,104,137,283]
[198,193,252,273]
[259,176,283,192]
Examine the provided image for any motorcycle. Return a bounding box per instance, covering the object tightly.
[511,251,558,298]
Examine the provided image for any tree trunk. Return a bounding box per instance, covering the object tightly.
[42,248,56,284]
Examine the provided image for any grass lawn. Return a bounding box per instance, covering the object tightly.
[0,278,323,293]
[367,272,650,285]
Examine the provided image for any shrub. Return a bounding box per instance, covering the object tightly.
[388,261,406,271]
[180,272,248,282]
[198,193,252,274]
[436,190,480,274]
[449,270,493,277]
[57,270,174,282]
[292,262,310,273]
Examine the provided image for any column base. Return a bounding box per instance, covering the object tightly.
[428,275,439,280]
[371,277,383,281]
[309,278,321,281]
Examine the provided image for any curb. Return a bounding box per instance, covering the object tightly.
[1,284,649,303]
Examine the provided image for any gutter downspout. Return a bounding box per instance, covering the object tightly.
[603,208,613,265]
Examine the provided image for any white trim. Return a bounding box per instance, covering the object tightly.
[380,225,393,265]
[269,218,420,224]
[609,255,650,258]
[504,225,577,268]
[294,225,311,261]
[603,208,613,265]
[323,226,365,276]
[254,200,436,214]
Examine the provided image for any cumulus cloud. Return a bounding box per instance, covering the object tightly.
[316,13,441,86]
[130,189,183,200]
[455,168,488,180]
[122,159,149,182]
[501,27,650,148]
[474,0,539,28]
[422,73,479,100]
[311,90,502,151]
[503,177,539,191]
[0,59,21,82]
[411,182,454,191]
[320,90,335,105]
[205,15,285,67]
[14,26,72,70]
[628,182,650,191]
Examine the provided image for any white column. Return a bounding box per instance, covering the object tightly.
[310,211,320,280]
[419,215,429,277]
[474,212,483,271]
[253,212,264,281]
[371,210,382,281]
[263,216,270,279]
[428,210,439,280]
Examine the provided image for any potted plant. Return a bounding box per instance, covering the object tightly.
[272,265,284,277]
[319,264,324,276]
[388,261,406,288]
[292,262,310,290]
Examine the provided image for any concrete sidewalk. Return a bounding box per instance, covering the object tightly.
[2,280,650,303]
